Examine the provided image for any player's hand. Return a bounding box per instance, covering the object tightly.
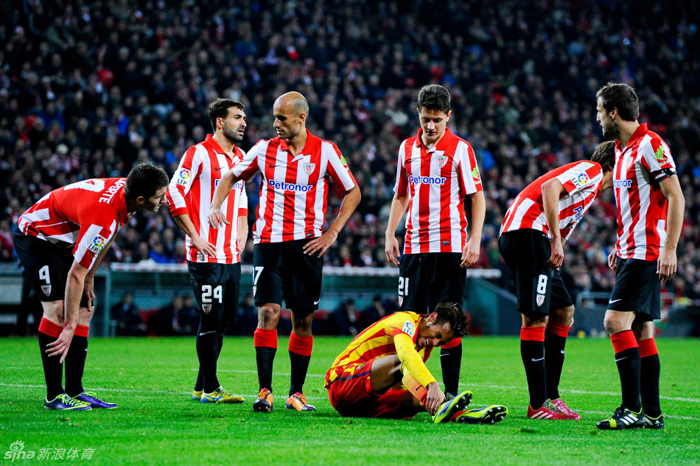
[460,237,481,268]
[207,208,230,229]
[657,248,677,283]
[547,237,564,269]
[192,235,217,257]
[237,226,248,252]
[425,382,445,416]
[608,249,617,272]
[384,234,401,267]
[303,230,338,258]
[46,327,75,363]
[83,274,96,312]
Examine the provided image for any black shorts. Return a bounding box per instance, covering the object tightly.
[607,258,660,319]
[398,253,466,313]
[13,231,88,306]
[498,230,573,316]
[188,262,241,328]
[252,239,323,310]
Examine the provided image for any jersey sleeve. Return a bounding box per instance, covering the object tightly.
[325,142,357,191]
[73,220,118,270]
[640,137,677,183]
[232,142,262,181]
[385,313,437,387]
[238,183,248,218]
[556,162,602,196]
[456,141,483,196]
[393,140,409,195]
[166,145,203,217]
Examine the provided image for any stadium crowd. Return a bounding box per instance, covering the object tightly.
[1,0,699,308]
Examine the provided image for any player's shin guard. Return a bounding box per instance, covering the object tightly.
[288,333,313,396]
[65,325,89,397]
[638,337,661,418]
[545,321,569,400]
[196,330,220,394]
[611,330,641,411]
[254,328,277,391]
[400,365,428,406]
[38,318,64,401]
[521,326,547,409]
[440,337,462,396]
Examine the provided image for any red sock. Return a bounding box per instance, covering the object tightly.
[611,330,638,353]
[638,338,658,358]
[520,326,546,342]
[38,318,62,338]
[546,320,570,338]
[288,333,313,356]
[253,328,278,349]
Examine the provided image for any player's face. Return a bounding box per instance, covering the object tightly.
[596,99,617,138]
[220,107,247,143]
[416,317,454,348]
[273,101,303,140]
[418,108,451,146]
[140,186,168,212]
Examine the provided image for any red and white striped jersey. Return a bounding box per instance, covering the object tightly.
[394,128,483,254]
[18,178,130,270]
[232,129,356,244]
[613,123,677,261]
[166,135,248,264]
[500,161,604,240]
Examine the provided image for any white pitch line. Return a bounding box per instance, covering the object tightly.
[1,383,699,421]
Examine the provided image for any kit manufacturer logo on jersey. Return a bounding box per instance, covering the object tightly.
[177,169,191,186]
[402,320,416,337]
[303,163,316,175]
[572,172,589,188]
[88,235,107,254]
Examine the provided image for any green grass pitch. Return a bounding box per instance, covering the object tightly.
[1,336,699,465]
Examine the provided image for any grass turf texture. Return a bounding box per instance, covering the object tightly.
[1,336,699,465]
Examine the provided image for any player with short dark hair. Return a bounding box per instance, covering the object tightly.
[385,84,485,398]
[209,91,361,412]
[14,163,169,410]
[166,98,249,404]
[499,141,616,420]
[325,302,507,424]
[595,82,685,430]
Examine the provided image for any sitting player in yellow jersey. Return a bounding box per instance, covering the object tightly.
[325,302,507,423]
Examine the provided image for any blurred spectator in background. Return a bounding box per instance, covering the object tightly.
[331,298,361,336]
[112,292,147,336]
[361,294,390,329]
[231,293,258,336]
[156,295,198,336]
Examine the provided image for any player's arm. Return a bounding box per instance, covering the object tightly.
[46,260,89,363]
[462,190,485,268]
[541,178,566,269]
[394,333,442,413]
[384,191,410,267]
[658,175,685,282]
[237,215,248,252]
[173,214,216,257]
[83,233,117,312]
[303,185,361,257]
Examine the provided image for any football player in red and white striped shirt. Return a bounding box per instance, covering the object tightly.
[499,142,615,421]
[166,98,249,405]
[14,163,169,410]
[384,85,485,399]
[209,92,361,412]
[595,83,685,430]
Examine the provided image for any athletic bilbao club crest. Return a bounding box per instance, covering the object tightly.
[436,153,448,168]
[398,296,403,307]
[536,294,545,307]
[304,163,315,175]
[41,284,52,296]
[202,304,212,314]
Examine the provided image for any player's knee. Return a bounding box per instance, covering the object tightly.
[603,314,627,335]
[291,310,313,335]
[258,305,280,326]
[522,313,548,328]
[552,306,575,326]
[42,301,64,325]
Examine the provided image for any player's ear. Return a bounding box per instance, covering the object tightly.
[136,195,146,206]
